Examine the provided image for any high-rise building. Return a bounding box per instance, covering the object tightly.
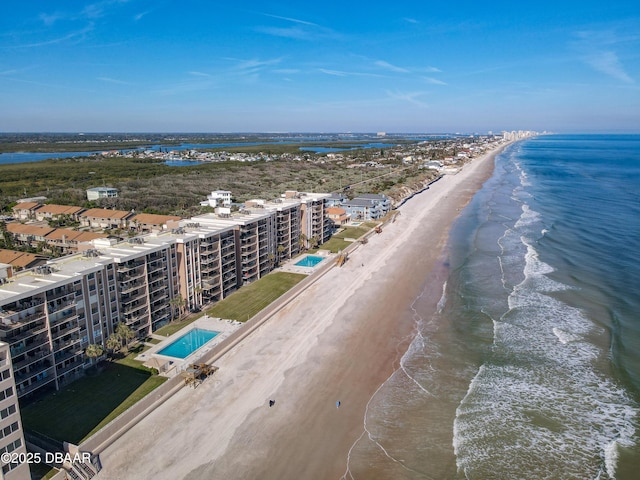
[0,342,30,479]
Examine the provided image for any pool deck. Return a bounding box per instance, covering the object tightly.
[136,315,242,376]
[278,250,334,275]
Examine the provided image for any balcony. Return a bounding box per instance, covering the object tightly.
[122,301,148,315]
[52,335,81,353]
[121,294,146,308]
[51,323,80,341]
[47,297,76,315]
[56,357,85,376]
[123,308,149,324]
[202,274,220,288]
[13,350,52,371]
[15,362,56,384]
[46,288,76,303]
[0,308,46,331]
[200,254,219,265]
[120,281,144,294]
[149,283,167,296]
[54,346,83,364]
[16,368,56,397]
[6,320,47,342]
[147,268,166,280]
[200,239,219,250]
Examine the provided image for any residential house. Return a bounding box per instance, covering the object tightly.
[326,207,350,228]
[86,187,118,201]
[43,230,109,255]
[199,190,232,208]
[0,250,47,273]
[353,193,391,217]
[4,224,55,249]
[324,193,349,208]
[33,204,85,223]
[10,203,40,222]
[79,209,133,230]
[129,214,182,234]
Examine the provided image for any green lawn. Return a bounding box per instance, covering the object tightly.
[333,225,373,240]
[206,271,306,322]
[314,237,352,253]
[21,351,167,444]
[154,317,199,337]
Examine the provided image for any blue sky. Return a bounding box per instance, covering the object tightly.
[1,1,639,133]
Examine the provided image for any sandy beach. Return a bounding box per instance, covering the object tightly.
[96,145,504,480]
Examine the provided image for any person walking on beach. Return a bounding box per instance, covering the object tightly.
[269,399,275,407]
[336,400,341,408]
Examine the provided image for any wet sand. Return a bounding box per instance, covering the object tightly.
[96,145,504,480]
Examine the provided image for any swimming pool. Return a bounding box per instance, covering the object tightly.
[294,255,325,267]
[157,328,219,359]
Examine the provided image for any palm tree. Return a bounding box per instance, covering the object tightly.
[276,244,286,264]
[85,343,104,369]
[169,294,186,320]
[106,334,121,358]
[193,286,203,310]
[115,323,135,353]
[299,233,308,251]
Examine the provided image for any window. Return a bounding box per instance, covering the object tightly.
[0,387,13,401]
[0,404,16,419]
[0,422,19,440]
[0,438,22,455]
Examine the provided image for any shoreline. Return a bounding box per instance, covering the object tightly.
[96,143,507,480]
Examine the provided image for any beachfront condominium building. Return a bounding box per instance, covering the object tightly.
[0,342,29,480]
[173,222,239,313]
[195,211,276,285]
[283,191,332,248]
[0,188,339,403]
[0,235,179,400]
[245,198,302,264]
[104,236,179,335]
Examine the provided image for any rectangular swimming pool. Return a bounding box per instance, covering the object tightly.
[294,255,325,267]
[157,328,219,359]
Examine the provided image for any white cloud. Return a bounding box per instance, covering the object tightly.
[423,77,447,85]
[97,76,131,85]
[188,71,213,77]
[585,50,633,83]
[134,11,151,22]
[375,60,409,73]
[386,90,429,107]
[319,68,383,78]
[319,68,348,77]
[255,12,340,41]
[262,13,320,27]
[573,29,635,84]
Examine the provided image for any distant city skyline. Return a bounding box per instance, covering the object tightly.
[1,1,639,133]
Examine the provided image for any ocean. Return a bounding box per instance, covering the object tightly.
[343,135,640,479]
